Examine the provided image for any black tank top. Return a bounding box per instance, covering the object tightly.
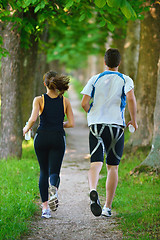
[37,94,65,133]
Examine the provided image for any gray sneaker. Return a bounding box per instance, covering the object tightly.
[41,208,52,218]
[102,205,112,217]
[48,185,58,211]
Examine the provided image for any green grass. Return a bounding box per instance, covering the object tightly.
[98,131,160,240]
[0,97,1,130]
[1,126,159,240]
[0,140,40,240]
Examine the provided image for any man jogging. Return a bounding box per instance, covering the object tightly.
[81,48,138,217]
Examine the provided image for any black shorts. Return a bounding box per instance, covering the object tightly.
[89,124,124,165]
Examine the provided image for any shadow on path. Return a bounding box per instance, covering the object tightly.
[24,86,122,240]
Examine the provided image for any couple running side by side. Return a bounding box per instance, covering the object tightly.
[23,48,138,219]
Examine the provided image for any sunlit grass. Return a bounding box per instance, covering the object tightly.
[0,96,1,129]
[98,131,160,239]
[0,140,40,240]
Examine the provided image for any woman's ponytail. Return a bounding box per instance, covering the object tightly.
[43,70,70,96]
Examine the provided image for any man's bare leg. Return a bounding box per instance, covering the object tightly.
[105,165,119,209]
[88,162,103,216]
[88,162,103,191]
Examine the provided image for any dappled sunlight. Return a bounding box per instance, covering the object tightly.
[22,139,34,149]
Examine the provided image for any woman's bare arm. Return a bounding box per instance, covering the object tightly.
[23,97,40,135]
[63,98,74,128]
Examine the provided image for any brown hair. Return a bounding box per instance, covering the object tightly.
[104,48,121,68]
[43,70,70,96]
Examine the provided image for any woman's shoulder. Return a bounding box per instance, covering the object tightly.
[34,95,43,100]
[33,95,44,104]
[63,96,70,104]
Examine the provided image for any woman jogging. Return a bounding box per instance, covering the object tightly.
[23,70,74,218]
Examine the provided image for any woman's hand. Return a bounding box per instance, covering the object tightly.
[23,125,29,136]
[22,97,40,136]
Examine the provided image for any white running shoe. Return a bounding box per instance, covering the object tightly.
[102,205,112,217]
[48,185,58,211]
[41,208,52,218]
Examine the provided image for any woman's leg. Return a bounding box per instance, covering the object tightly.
[48,134,65,188]
[48,134,65,211]
[34,133,49,210]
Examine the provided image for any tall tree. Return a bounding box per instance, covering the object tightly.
[123,19,140,123]
[0,8,22,159]
[140,56,160,169]
[128,1,160,148]
[112,28,126,73]
[19,8,38,127]
[0,0,148,159]
[123,19,140,80]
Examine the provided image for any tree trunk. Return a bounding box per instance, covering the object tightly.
[31,50,48,136]
[19,8,38,129]
[112,28,126,73]
[19,34,38,128]
[124,19,140,81]
[128,2,160,148]
[31,28,50,136]
[0,20,22,159]
[123,19,140,123]
[140,56,160,169]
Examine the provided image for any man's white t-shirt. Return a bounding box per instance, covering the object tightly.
[81,71,134,127]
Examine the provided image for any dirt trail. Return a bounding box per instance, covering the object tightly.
[24,86,122,240]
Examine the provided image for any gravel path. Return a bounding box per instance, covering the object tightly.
[23,86,123,240]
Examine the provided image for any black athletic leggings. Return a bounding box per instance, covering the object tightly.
[34,130,65,202]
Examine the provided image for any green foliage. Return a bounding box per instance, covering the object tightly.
[65,0,74,9]
[0,140,40,240]
[98,136,160,239]
[107,0,124,8]
[34,1,47,13]
[95,0,106,8]
[0,47,9,58]
[46,17,107,68]
[0,0,151,67]
[95,0,137,19]
[120,0,137,19]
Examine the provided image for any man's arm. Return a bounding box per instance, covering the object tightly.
[126,89,138,130]
[81,95,91,113]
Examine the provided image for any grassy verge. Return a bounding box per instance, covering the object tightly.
[98,131,160,240]
[0,140,40,240]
